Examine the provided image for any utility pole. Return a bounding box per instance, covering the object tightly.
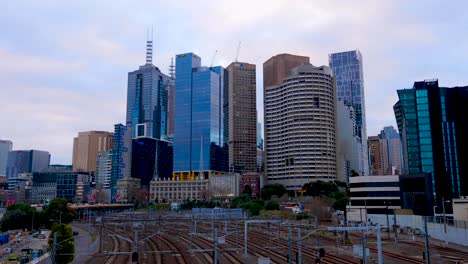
[52,232,58,264]
[385,202,390,240]
[442,197,447,233]
[214,228,219,264]
[288,227,293,264]
[393,210,398,241]
[424,216,431,264]
[31,211,35,231]
[315,216,319,250]
[297,228,302,264]
[362,230,367,264]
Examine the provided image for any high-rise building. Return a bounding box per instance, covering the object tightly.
[6,150,50,179]
[173,53,226,179]
[96,150,113,189]
[72,131,113,172]
[264,61,337,190]
[368,136,384,175]
[0,140,12,176]
[227,62,257,174]
[336,100,361,182]
[329,50,369,176]
[131,137,173,188]
[394,79,468,214]
[111,124,132,202]
[380,126,403,175]
[257,121,263,149]
[263,54,310,88]
[126,41,169,141]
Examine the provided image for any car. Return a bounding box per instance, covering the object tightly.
[4,248,12,254]
[73,231,79,236]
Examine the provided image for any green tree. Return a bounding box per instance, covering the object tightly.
[260,184,287,200]
[242,184,253,197]
[265,200,280,210]
[45,198,76,226]
[302,181,339,197]
[48,223,74,264]
[243,202,263,216]
[351,169,360,177]
[1,203,35,231]
[230,194,250,208]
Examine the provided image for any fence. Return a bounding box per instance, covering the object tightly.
[191,208,244,219]
[367,214,468,246]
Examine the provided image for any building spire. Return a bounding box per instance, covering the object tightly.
[146,27,153,65]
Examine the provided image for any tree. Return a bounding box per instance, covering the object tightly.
[243,202,263,216]
[302,181,339,197]
[242,184,253,197]
[45,198,76,226]
[261,184,287,200]
[265,200,280,210]
[1,203,35,231]
[48,223,74,264]
[351,169,359,177]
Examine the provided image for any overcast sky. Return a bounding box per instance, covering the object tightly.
[1,1,467,164]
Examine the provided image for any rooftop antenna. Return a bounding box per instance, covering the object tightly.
[146,27,153,65]
[235,41,241,62]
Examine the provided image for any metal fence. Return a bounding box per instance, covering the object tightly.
[191,208,244,219]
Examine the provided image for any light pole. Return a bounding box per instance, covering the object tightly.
[384,201,390,240]
[442,197,448,234]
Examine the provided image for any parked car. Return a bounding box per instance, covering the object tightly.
[73,231,79,236]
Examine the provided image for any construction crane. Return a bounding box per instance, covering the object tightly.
[235,41,241,62]
[210,50,218,68]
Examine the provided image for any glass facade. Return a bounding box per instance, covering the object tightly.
[394,79,468,214]
[0,140,12,176]
[329,50,369,175]
[173,53,225,173]
[6,150,50,178]
[111,124,131,202]
[126,64,169,140]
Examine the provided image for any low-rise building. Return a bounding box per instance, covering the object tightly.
[241,173,261,198]
[150,178,208,203]
[209,173,240,199]
[453,198,468,222]
[116,177,141,203]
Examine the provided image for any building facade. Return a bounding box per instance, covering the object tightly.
[150,178,208,203]
[0,140,12,177]
[6,150,50,179]
[336,100,361,182]
[264,62,337,190]
[240,173,261,198]
[394,79,468,214]
[369,126,403,176]
[96,150,113,189]
[116,177,141,203]
[167,58,176,138]
[263,53,310,88]
[208,173,240,199]
[72,131,113,172]
[329,50,369,176]
[227,62,257,173]
[111,124,132,202]
[173,53,226,176]
[131,137,173,187]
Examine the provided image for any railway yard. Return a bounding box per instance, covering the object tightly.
[85,211,468,264]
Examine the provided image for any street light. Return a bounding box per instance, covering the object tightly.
[384,201,390,240]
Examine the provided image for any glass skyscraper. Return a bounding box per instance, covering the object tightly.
[6,150,50,179]
[394,79,468,214]
[126,64,169,140]
[111,123,131,201]
[0,140,12,177]
[329,50,369,176]
[173,53,226,179]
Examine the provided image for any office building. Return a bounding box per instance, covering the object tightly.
[31,171,86,203]
[209,173,240,199]
[257,120,263,149]
[368,136,385,175]
[329,50,369,176]
[0,140,12,176]
[173,53,226,178]
[116,177,141,203]
[369,126,403,175]
[263,53,310,88]
[227,62,257,173]
[126,41,169,141]
[6,150,50,179]
[131,137,173,188]
[150,178,208,203]
[96,150,113,189]
[380,126,403,175]
[336,100,361,181]
[394,79,468,214]
[167,58,176,138]
[264,60,337,190]
[72,131,113,172]
[111,124,132,202]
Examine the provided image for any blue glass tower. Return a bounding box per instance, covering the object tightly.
[394,79,468,214]
[329,50,369,175]
[173,53,226,179]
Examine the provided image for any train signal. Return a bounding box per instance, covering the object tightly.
[319,248,326,258]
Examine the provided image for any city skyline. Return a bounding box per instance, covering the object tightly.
[1,1,468,164]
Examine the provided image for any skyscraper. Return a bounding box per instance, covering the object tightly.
[96,150,113,189]
[227,62,257,173]
[126,40,169,141]
[263,54,310,88]
[72,131,113,172]
[6,150,50,178]
[173,53,226,179]
[329,50,369,176]
[0,140,12,176]
[380,126,403,174]
[368,136,384,175]
[394,79,468,214]
[111,123,131,201]
[264,61,337,190]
